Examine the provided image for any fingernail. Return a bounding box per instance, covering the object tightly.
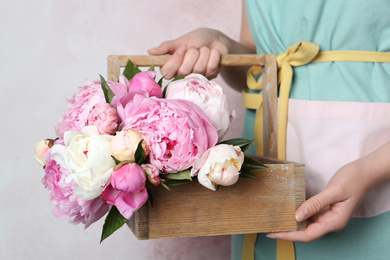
[266,233,277,239]
[295,208,308,222]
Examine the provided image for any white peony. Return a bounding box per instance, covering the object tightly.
[191,144,244,191]
[51,126,115,200]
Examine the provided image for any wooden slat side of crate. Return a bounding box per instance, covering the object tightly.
[126,156,305,240]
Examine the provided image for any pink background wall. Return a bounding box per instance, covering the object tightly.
[0,1,245,259]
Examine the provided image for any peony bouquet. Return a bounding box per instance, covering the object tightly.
[35,61,265,242]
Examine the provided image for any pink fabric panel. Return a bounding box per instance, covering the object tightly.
[286,99,390,218]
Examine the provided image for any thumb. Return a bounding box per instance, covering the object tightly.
[295,188,338,222]
[148,41,179,55]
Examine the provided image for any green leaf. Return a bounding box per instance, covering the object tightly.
[123,60,141,80]
[218,138,254,148]
[243,156,267,170]
[134,140,146,165]
[171,76,185,82]
[164,179,192,186]
[162,86,168,98]
[148,64,155,71]
[239,167,258,179]
[160,181,171,191]
[100,206,127,243]
[157,76,164,87]
[239,143,252,153]
[164,169,192,181]
[99,75,115,103]
[111,155,121,165]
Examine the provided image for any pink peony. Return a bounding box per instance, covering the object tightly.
[128,71,162,98]
[166,73,235,141]
[42,150,109,228]
[55,79,127,138]
[117,93,218,173]
[102,163,148,219]
[86,102,119,135]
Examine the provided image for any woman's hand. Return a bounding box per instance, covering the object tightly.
[148,3,256,91]
[267,141,390,242]
[267,163,368,242]
[148,28,231,79]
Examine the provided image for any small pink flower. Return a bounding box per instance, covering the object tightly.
[42,150,109,228]
[141,164,160,186]
[129,71,162,98]
[102,163,148,219]
[191,144,244,191]
[86,102,119,135]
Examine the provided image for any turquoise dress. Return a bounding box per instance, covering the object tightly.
[232,0,390,259]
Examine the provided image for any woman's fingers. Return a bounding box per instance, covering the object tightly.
[157,46,222,79]
[267,218,337,243]
[295,186,340,221]
[159,45,185,79]
[193,46,211,75]
[147,40,178,55]
[205,48,221,79]
[147,28,226,79]
[177,48,200,77]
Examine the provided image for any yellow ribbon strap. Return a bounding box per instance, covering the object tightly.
[241,43,319,260]
[241,234,259,260]
[313,50,390,63]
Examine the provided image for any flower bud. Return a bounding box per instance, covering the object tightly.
[141,164,160,186]
[34,139,51,166]
[191,144,244,191]
[111,130,150,162]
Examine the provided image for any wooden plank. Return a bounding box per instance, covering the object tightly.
[127,156,305,240]
[262,55,278,157]
[107,55,121,82]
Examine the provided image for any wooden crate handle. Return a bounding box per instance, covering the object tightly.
[107,54,278,157]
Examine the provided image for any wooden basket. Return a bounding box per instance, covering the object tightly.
[107,54,306,239]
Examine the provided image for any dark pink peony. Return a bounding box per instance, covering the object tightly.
[102,163,148,219]
[128,71,162,98]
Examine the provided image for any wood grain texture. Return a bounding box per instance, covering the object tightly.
[127,156,306,240]
[262,55,278,157]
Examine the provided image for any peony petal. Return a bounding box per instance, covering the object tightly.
[101,183,119,205]
[114,188,148,219]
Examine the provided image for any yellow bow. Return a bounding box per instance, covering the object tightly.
[246,41,320,160]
